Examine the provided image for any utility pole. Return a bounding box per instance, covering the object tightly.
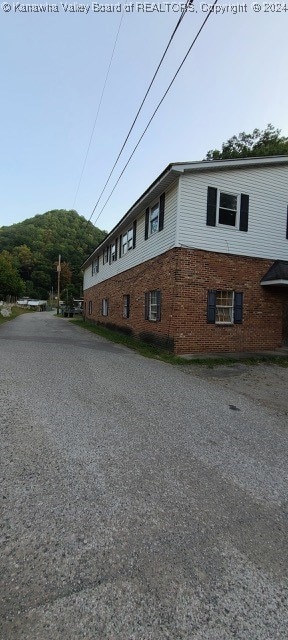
[57,254,61,315]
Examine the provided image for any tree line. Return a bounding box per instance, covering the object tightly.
[0,209,106,300]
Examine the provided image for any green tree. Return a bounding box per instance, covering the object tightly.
[0,250,25,298]
[0,210,106,299]
[206,124,288,160]
[13,244,34,280]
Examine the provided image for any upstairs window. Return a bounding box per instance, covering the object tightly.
[111,242,116,261]
[109,239,118,264]
[103,246,109,264]
[91,257,99,275]
[145,193,165,240]
[218,192,238,227]
[149,203,160,235]
[119,221,137,257]
[206,187,249,232]
[122,228,133,254]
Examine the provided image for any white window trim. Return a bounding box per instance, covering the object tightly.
[216,190,240,229]
[92,257,99,275]
[123,294,130,319]
[102,298,108,316]
[103,247,109,264]
[149,290,158,322]
[149,201,160,237]
[122,227,133,255]
[215,290,234,325]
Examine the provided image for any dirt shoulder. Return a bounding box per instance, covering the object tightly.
[181,362,288,417]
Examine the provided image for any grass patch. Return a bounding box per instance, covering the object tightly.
[70,319,288,367]
[71,318,181,363]
[0,307,35,325]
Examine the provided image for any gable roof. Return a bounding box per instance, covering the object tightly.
[261,260,288,286]
[82,155,288,269]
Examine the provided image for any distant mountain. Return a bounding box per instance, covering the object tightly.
[0,209,106,300]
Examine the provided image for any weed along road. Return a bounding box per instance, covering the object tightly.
[0,312,287,640]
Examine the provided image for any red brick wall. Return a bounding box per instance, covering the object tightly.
[84,248,286,354]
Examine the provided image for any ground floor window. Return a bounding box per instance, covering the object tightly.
[207,290,243,324]
[102,298,109,316]
[145,290,161,322]
[88,300,92,315]
[123,294,130,318]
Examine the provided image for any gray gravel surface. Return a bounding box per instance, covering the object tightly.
[0,312,287,639]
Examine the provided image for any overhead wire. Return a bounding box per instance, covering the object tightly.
[87,0,194,224]
[91,0,218,227]
[72,11,124,209]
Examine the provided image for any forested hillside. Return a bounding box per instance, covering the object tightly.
[0,209,106,300]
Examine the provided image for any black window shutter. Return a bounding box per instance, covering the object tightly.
[119,234,122,258]
[206,187,217,226]
[115,238,118,261]
[109,245,112,265]
[159,193,165,231]
[102,251,105,265]
[207,290,216,323]
[239,194,249,232]
[133,220,137,249]
[144,292,149,319]
[234,292,243,324]
[286,206,288,239]
[144,208,149,240]
[156,290,161,321]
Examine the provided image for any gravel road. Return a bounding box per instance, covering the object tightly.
[1,312,287,639]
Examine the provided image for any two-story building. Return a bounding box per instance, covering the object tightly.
[82,156,288,354]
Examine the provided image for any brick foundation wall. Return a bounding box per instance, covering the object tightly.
[84,248,286,354]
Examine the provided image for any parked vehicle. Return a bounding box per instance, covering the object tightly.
[61,299,83,318]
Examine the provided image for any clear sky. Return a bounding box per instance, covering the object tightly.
[0,1,287,233]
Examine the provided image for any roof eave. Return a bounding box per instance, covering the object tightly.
[261,279,288,286]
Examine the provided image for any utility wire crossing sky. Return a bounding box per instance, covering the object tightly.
[0,2,287,232]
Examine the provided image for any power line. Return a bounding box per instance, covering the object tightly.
[72,12,124,209]
[87,0,193,224]
[91,0,218,227]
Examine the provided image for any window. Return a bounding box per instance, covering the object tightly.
[207,290,243,325]
[92,257,99,275]
[88,300,92,315]
[123,294,130,319]
[149,203,159,235]
[218,192,238,227]
[103,246,109,264]
[102,298,109,316]
[206,187,249,232]
[122,228,133,255]
[119,221,137,257]
[145,193,165,240]
[110,239,118,263]
[145,290,161,322]
[215,291,234,323]
[127,228,133,250]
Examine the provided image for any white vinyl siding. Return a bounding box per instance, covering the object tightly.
[178,165,288,260]
[83,182,178,291]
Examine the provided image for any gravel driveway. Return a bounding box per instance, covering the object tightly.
[1,312,287,639]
